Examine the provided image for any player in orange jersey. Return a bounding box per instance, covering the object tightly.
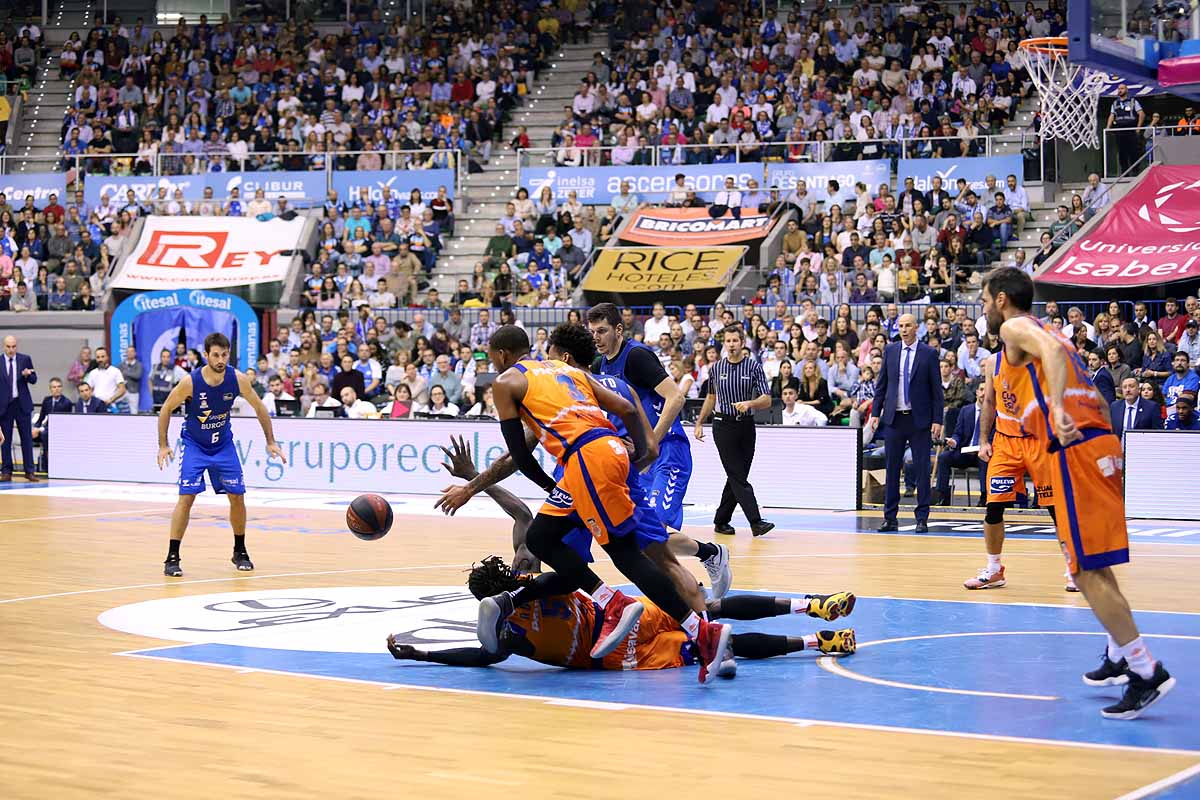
[982,268,1175,719]
[963,353,1077,592]
[386,555,856,675]
[459,325,734,684]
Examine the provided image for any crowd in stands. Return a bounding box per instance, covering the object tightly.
[46,296,1200,434]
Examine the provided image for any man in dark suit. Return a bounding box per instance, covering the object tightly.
[1087,350,1116,405]
[32,376,73,472]
[865,314,945,532]
[0,335,39,481]
[935,383,988,506]
[1111,376,1160,437]
[74,382,109,415]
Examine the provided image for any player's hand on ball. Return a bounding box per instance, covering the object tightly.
[435,484,474,515]
[156,445,173,469]
[266,442,287,464]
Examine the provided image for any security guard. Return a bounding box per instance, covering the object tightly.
[1106,84,1144,173]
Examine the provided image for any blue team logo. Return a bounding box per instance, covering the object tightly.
[989,476,1016,494]
[546,487,574,508]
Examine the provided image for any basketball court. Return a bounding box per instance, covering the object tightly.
[1,480,1197,800]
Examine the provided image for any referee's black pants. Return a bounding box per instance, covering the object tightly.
[712,415,762,526]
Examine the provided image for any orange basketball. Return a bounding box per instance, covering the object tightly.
[346,494,393,541]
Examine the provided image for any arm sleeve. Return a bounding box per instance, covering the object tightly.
[501,417,557,492]
[416,647,510,667]
[625,345,669,390]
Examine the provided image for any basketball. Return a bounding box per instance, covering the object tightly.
[346,494,393,541]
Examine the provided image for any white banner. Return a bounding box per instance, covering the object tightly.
[1124,430,1200,520]
[49,416,859,511]
[112,216,306,290]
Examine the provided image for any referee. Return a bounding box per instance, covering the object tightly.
[694,324,775,537]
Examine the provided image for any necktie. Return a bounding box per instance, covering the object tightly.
[1126,404,1135,432]
[972,411,980,446]
[901,347,911,408]
[8,356,15,399]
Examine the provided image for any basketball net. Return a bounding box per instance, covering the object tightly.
[1016,38,1110,150]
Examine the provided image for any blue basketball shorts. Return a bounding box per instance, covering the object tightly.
[643,436,692,531]
[178,437,245,495]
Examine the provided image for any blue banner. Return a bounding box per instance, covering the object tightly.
[897,155,1026,196]
[520,164,765,204]
[111,290,259,412]
[84,172,326,207]
[0,172,70,205]
[329,169,456,204]
[764,160,890,206]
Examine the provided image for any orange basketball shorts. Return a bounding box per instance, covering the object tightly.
[986,432,1053,505]
[1047,432,1129,575]
[539,435,636,545]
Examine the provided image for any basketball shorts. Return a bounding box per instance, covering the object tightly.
[1047,431,1129,575]
[986,432,1052,505]
[644,436,693,531]
[599,599,691,671]
[563,463,670,563]
[178,437,244,495]
[539,435,636,546]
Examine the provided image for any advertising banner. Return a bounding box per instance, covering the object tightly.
[1036,165,1200,287]
[112,216,306,290]
[619,207,775,246]
[49,416,861,511]
[520,164,763,204]
[330,169,456,203]
[0,172,69,205]
[84,171,327,207]
[582,246,744,305]
[764,159,889,206]
[897,154,1025,196]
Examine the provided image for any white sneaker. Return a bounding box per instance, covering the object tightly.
[964,565,1006,590]
[1065,571,1080,592]
[702,543,732,599]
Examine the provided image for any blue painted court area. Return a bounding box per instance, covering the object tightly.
[127,594,1200,753]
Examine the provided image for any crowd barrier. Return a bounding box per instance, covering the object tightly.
[1124,430,1200,521]
[48,415,862,512]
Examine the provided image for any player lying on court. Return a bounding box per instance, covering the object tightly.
[386,555,856,676]
[155,332,287,577]
[438,324,733,683]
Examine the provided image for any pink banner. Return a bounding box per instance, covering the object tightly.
[1036,165,1200,287]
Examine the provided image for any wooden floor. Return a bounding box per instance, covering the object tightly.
[1,485,1197,800]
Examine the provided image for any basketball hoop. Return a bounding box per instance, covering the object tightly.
[1016,37,1110,150]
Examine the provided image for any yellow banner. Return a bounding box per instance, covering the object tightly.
[582,247,745,293]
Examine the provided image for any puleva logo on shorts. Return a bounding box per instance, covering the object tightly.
[99,586,482,653]
[989,476,1017,494]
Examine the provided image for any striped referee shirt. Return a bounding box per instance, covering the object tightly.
[708,355,771,417]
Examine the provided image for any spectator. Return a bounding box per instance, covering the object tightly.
[119,346,143,413]
[1162,351,1200,412]
[339,386,378,419]
[85,347,126,412]
[260,375,296,417]
[74,381,107,414]
[1087,350,1117,405]
[1158,297,1188,344]
[430,354,465,407]
[415,384,459,418]
[1138,331,1172,382]
[708,177,742,219]
[935,383,988,506]
[1112,377,1160,437]
[305,383,343,418]
[1179,319,1200,366]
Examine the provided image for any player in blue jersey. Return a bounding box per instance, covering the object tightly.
[155,332,286,577]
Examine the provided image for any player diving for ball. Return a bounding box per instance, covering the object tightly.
[438,323,735,682]
[387,553,856,676]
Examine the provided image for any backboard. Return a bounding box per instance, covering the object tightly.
[1068,0,1200,99]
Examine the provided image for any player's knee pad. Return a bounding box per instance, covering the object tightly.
[985,502,1010,525]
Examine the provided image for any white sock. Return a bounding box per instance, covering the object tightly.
[987,554,1002,573]
[801,633,819,650]
[790,598,808,614]
[1107,635,1121,663]
[1120,636,1157,680]
[681,612,701,640]
[590,583,615,609]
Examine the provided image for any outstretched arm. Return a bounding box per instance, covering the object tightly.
[387,636,510,667]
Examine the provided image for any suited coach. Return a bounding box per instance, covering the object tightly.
[1,335,39,482]
[1111,377,1160,437]
[864,314,943,532]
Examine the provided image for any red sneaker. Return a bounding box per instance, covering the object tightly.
[589,591,645,658]
[697,621,733,685]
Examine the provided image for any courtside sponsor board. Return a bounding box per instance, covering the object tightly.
[582,247,744,294]
[49,416,859,511]
[112,215,306,289]
[1036,165,1200,287]
[619,208,775,246]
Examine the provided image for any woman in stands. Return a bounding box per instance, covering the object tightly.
[467,386,499,419]
[796,361,832,424]
[417,385,459,419]
[386,385,414,420]
[1139,332,1172,383]
[771,359,800,400]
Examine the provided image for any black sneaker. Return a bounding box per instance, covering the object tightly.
[477,591,515,653]
[163,557,182,577]
[232,551,255,571]
[1101,663,1176,720]
[1083,653,1130,687]
[750,520,775,537]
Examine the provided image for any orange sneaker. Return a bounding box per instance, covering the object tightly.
[964,565,1006,590]
[589,591,644,658]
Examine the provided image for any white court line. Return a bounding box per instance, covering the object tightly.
[0,507,169,524]
[114,650,1200,758]
[1114,761,1200,800]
